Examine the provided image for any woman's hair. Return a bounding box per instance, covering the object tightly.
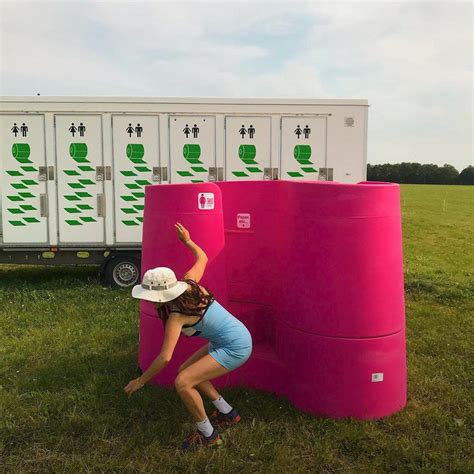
[157,279,214,326]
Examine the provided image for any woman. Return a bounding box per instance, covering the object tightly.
[124,222,253,450]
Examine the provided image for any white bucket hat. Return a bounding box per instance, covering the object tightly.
[132,267,188,303]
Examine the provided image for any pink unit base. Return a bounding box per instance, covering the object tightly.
[138,180,407,420]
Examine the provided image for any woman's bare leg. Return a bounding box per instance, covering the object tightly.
[196,380,220,401]
[179,344,221,401]
[175,354,230,422]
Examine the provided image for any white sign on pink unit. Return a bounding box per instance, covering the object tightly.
[197,192,215,210]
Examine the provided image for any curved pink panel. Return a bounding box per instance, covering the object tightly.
[217,180,405,337]
[138,180,407,420]
[140,182,228,318]
[273,320,407,419]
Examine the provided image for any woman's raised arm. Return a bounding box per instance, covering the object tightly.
[175,222,208,283]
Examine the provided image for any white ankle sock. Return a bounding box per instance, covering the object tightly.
[197,417,214,437]
[212,396,233,414]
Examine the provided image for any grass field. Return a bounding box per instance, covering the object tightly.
[1,184,473,472]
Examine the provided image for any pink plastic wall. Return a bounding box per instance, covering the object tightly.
[138,180,407,419]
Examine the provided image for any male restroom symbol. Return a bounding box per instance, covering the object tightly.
[248,124,255,139]
[20,123,28,137]
[135,123,143,138]
[303,125,311,139]
[78,122,86,137]
[192,124,200,138]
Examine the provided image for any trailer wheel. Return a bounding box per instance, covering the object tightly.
[105,256,140,288]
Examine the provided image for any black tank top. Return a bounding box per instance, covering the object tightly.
[158,279,215,327]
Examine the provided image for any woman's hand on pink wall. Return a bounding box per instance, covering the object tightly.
[175,222,190,243]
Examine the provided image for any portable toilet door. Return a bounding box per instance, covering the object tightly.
[111,114,160,244]
[280,116,328,181]
[224,115,272,181]
[54,114,105,244]
[0,114,49,244]
[168,115,217,184]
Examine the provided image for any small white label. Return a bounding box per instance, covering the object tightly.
[237,213,251,229]
[372,373,384,382]
[197,192,214,210]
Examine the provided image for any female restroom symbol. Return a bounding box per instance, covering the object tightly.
[294,125,302,139]
[126,123,134,137]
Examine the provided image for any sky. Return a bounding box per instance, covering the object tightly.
[0,0,472,170]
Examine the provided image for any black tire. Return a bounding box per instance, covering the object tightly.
[105,256,140,289]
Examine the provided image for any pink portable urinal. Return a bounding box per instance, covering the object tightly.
[138,180,407,419]
[138,183,228,386]
[273,319,407,419]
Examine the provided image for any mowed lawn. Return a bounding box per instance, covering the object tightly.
[1,184,473,472]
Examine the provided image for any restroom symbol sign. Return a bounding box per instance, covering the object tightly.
[184,124,200,139]
[238,125,256,139]
[198,192,214,210]
[11,122,28,137]
[371,373,384,382]
[237,213,251,229]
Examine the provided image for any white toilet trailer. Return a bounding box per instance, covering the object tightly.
[0,96,369,286]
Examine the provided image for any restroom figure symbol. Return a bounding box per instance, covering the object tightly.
[19,123,29,137]
[126,123,134,137]
[294,125,302,139]
[248,124,255,139]
[69,123,78,137]
[11,123,20,137]
[303,125,311,139]
[239,125,256,139]
[183,124,191,138]
[199,193,206,209]
[192,124,199,138]
[135,123,143,138]
[78,122,86,137]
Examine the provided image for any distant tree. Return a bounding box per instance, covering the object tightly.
[441,164,459,184]
[422,164,440,183]
[366,162,467,184]
[399,162,424,183]
[458,166,474,185]
[410,162,424,183]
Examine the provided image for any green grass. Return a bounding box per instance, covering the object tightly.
[1,184,473,472]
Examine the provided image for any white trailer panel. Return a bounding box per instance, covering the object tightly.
[169,115,216,183]
[281,116,328,180]
[0,114,49,243]
[54,115,105,243]
[225,116,271,181]
[112,115,160,243]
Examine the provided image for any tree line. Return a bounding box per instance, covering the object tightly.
[367,163,474,185]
